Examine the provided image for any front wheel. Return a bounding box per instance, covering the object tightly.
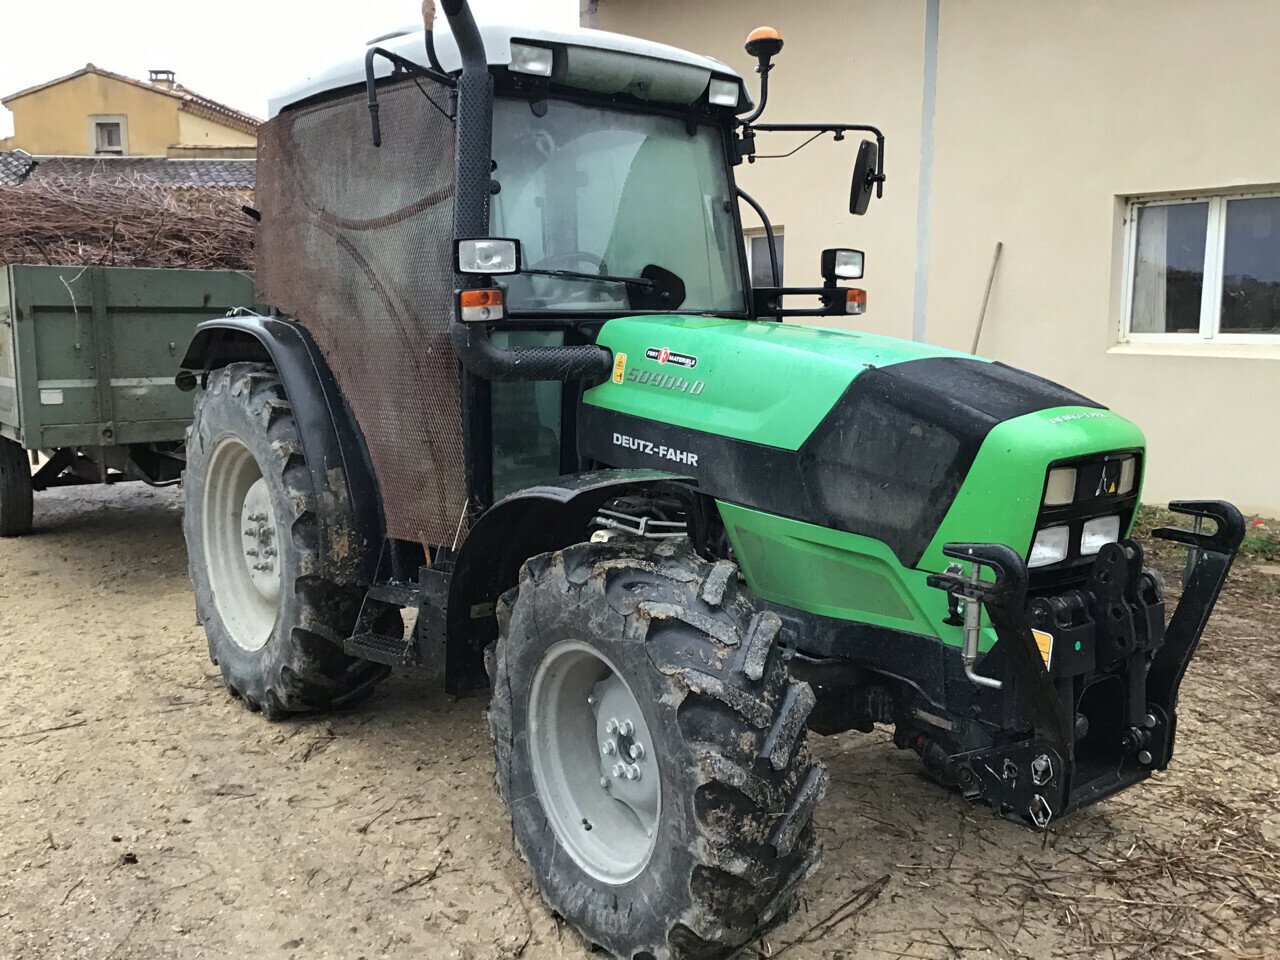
[183,363,393,717]
[489,539,826,960]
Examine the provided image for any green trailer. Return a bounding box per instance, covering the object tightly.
[0,264,253,535]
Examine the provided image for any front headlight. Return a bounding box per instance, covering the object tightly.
[1043,467,1077,506]
[1118,457,1137,495]
[1028,525,1070,567]
[1080,515,1122,555]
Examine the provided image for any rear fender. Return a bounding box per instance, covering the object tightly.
[182,315,381,584]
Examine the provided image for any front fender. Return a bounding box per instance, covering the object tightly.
[443,469,692,694]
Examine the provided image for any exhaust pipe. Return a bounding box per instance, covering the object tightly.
[435,0,613,383]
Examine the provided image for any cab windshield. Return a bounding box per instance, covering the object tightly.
[490,97,746,314]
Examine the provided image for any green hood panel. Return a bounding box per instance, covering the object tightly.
[586,315,977,450]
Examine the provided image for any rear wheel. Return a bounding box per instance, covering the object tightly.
[490,538,826,960]
[0,437,34,537]
[183,363,394,717]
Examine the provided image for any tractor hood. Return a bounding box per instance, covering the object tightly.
[580,314,1145,569]
[586,314,976,449]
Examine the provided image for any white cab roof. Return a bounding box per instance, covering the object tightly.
[269,21,746,118]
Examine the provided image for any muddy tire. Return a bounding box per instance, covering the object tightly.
[183,363,394,717]
[0,438,34,537]
[490,538,826,960]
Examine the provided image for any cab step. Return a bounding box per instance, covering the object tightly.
[365,580,421,608]
[345,630,419,666]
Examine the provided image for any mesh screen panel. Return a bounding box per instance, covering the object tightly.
[256,81,465,546]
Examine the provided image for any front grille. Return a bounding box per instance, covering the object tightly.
[1027,450,1143,589]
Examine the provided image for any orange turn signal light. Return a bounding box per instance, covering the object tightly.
[460,288,504,322]
[845,288,867,316]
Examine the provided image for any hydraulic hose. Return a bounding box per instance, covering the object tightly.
[439,0,613,383]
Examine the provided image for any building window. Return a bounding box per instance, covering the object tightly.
[1124,192,1280,341]
[89,115,127,155]
[745,228,784,286]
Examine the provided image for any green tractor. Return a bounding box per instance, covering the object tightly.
[179,3,1243,957]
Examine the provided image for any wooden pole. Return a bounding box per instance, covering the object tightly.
[971,241,1003,355]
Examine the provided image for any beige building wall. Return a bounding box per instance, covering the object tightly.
[0,70,257,158]
[595,0,1280,515]
[0,71,180,155]
[176,109,257,149]
[925,0,1280,515]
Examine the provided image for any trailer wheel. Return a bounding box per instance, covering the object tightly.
[490,538,826,960]
[0,437,34,537]
[183,363,393,717]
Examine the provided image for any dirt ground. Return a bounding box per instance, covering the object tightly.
[1,484,1278,960]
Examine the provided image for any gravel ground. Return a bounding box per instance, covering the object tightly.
[1,484,1277,960]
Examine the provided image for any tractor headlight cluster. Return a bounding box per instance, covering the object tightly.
[1041,455,1137,508]
[1026,453,1141,572]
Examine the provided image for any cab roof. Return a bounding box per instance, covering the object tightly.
[268,21,749,118]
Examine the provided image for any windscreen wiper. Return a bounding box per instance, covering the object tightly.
[522,267,654,288]
[517,264,687,310]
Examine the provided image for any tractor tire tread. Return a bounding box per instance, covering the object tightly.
[0,437,34,537]
[492,537,824,960]
[184,363,393,717]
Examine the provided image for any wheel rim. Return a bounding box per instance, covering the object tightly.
[527,640,661,884]
[202,436,281,652]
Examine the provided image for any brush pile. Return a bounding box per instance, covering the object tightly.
[0,174,253,270]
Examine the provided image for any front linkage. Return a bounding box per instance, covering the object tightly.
[926,500,1244,829]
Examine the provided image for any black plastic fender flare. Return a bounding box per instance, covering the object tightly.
[180,315,382,585]
[443,469,693,694]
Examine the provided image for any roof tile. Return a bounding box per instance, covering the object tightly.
[0,152,255,190]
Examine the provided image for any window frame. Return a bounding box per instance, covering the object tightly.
[744,226,784,287]
[88,114,128,156]
[1122,190,1280,345]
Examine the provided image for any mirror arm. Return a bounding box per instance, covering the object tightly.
[750,122,886,197]
[752,286,850,319]
[741,61,774,126]
[736,188,780,288]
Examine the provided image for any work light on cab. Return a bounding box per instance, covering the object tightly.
[456,238,520,274]
[707,77,740,107]
[822,247,865,281]
[509,42,553,76]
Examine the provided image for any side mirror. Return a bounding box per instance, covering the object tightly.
[850,139,879,216]
[821,248,864,283]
